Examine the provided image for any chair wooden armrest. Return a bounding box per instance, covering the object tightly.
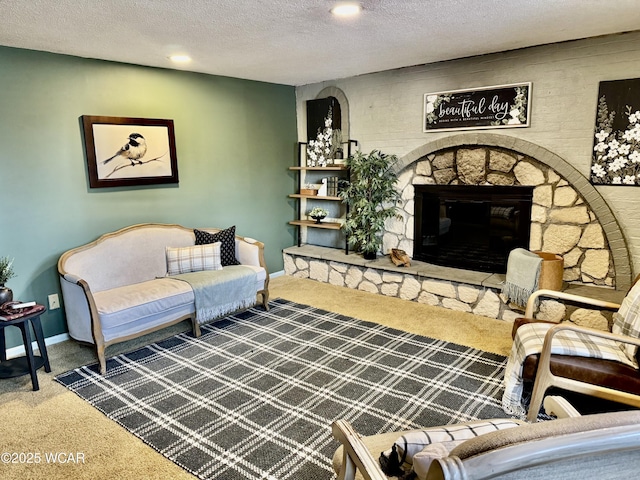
[542,322,640,350]
[525,289,621,318]
[332,420,387,480]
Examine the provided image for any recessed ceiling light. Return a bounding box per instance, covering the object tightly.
[169,54,192,64]
[331,2,363,17]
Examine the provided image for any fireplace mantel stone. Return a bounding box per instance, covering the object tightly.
[283,245,625,329]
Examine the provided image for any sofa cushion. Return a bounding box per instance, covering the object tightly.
[166,243,222,275]
[241,264,267,286]
[93,277,194,330]
[194,227,241,266]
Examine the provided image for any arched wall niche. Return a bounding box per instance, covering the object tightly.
[388,133,632,290]
[315,87,350,144]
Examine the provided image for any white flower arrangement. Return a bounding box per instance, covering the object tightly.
[591,96,640,185]
[306,108,333,167]
[307,207,328,218]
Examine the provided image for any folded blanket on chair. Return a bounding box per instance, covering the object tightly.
[502,248,542,307]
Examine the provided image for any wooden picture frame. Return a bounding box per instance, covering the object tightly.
[82,115,179,188]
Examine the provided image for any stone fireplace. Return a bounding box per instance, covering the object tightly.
[283,134,632,324]
[383,133,632,290]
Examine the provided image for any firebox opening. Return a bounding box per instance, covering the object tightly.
[413,185,534,273]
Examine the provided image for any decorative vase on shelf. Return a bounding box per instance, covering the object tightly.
[363,251,377,260]
[0,285,13,305]
[308,208,329,224]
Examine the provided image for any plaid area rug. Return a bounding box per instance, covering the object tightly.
[55,298,510,480]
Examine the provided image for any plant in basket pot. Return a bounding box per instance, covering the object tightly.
[308,207,329,224]
[0,256,16,305]
[339,150,401,259]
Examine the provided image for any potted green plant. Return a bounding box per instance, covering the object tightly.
[339,150,401,259]
[0,256,16,304]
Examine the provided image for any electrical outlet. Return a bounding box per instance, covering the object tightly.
[48,293,60,310]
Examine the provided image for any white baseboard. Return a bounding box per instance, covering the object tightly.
[270,270,285,278]
[6,332,70,359]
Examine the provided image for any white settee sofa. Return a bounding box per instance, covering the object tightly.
[58,223,269,374]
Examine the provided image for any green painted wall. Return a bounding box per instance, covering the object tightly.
[0,46,298,347]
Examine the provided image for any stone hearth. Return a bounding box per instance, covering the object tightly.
[283,245,625,329]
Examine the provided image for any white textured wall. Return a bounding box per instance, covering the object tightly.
[296,32,640,278]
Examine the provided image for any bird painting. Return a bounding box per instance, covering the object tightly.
[102,133,147,165]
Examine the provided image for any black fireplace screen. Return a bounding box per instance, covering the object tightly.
[413,185,533,273]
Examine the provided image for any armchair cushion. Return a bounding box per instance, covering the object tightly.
[522,352,640,394]
[512,316,556,338]
[612,280,640,365]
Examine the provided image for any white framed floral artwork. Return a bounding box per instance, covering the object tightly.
[423,83,531,132]
[591,78,640,186]
[306,107,334,167]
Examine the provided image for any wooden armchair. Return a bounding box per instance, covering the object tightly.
[332,397,640,480]
[512,275,640,422]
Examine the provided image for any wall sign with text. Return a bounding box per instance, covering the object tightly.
[423,83,531,132]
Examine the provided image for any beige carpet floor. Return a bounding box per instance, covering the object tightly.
[0,276,513,479]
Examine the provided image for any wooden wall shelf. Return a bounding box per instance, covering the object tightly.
[290,139,358,251]
[289,166,347,171]
[288,220,342,230]
[289,194,342,201]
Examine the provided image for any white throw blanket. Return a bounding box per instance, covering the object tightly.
[172,265,258,324]
[502,248,542,307]
[502,322,635,417]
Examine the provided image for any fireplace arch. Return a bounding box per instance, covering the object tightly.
[385,133,632,290]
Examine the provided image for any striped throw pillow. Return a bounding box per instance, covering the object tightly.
[166,242,222,275]
[380,419,522,477]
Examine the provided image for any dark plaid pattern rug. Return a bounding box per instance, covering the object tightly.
[55,298,510,480]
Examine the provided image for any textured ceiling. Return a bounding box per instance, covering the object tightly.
[1,0,639,86]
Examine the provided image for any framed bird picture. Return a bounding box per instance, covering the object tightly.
[81,115,179,188]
